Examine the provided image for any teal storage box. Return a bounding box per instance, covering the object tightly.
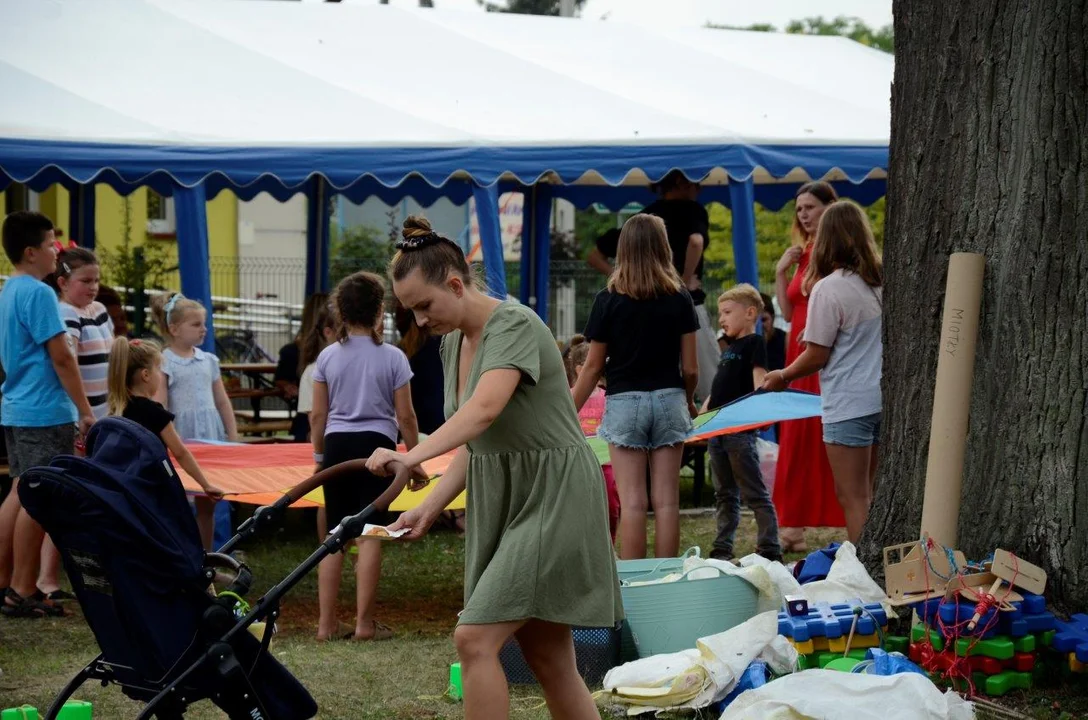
[620,565,759,658]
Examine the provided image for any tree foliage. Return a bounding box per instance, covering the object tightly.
[477,0,585,15]
[328,224,393,286]
[708,14,893,54]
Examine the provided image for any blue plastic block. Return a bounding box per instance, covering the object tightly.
[1052,614,1088,663]
[715,661,769,712]
[777,599,886,642]
[937,598,999,638]
[1021,593,1047,615]
[912,597,943,626]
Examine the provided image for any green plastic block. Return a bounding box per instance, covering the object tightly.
[1012,635,1036,654]
[56,701,92,720]
[816,650,868,668]
[954,636,1014,660]
[825,657,863,672]
[448,663,463,701]
[912,625,945,651]
[1036,630,1056,648]
[1,707,39,720]
[980,671,1032,697]
[885,636,909,654]
[796,653,814,670]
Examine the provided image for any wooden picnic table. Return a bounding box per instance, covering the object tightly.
[221,362,278,374]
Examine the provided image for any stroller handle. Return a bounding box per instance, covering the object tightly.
[217,459,416,555]
[276,458,413,509]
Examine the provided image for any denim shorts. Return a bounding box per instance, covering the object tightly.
[823,412,881,448]
[598,388,691,450]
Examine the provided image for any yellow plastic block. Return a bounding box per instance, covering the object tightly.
[1071,655,1087,674]
[790,638,815,655]
[812,633,881,653]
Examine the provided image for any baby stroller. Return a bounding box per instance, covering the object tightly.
[19,417,412,719]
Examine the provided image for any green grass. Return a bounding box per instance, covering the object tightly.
[2,504,1084,719]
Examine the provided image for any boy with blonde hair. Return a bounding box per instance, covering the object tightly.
[706,284,781,562]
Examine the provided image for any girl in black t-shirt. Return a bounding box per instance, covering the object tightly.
[572,214,700,560]
[106,337,224,500]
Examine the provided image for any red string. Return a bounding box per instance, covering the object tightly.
[914,543,1025,698]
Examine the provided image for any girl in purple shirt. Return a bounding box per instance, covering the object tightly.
[310,272,420,642]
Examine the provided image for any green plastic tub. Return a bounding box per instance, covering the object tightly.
[620,565,759,658]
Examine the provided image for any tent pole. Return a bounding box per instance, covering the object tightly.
[471,183,508,300]
[305,177,330,296]
[68,184,96,250]
[728,177,760,288]
[521,185,536,310]
[174,183,216,353]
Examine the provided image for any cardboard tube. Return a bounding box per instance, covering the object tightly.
[919,253,985,548]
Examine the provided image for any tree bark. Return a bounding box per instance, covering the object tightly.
[860,0,1088,609]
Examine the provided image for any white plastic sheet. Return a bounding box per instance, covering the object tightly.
[604,612,790,715]
[718,669,975,720]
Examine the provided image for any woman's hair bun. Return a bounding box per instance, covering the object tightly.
[402,215,434,240]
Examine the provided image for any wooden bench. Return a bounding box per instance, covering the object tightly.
[236,420,293,436]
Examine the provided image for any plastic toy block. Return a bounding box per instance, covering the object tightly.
[885,635,909,654]
[954,636,1015,660]
[816,632,880,653]
[1036,630,1056,648]
[55,702,91,720]
[912,597,943,625]
[449,663,463,701]
[912,625,945,651]
[825,657,862,672]
[1071,655,1086,673]
[776,599,886,642]
[796,653,815,670]
[1052,613,1088,663]
[1012,634,1036,654]
[2,708,39,720]
[816,649,868,668]
[938,599,999,638]
[1011,652,1036,672]
[1021,593,1047,615]
[790,638,815,655]
[978,670,1032,697]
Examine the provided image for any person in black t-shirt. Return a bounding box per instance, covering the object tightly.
[586,171,720,403]
[760,292,786,372]
[276,293,329,442]
[572,214,700,560]
[107,337,224,500]
[705,285,781,562]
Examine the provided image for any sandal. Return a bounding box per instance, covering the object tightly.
[351,620,394,642]
[318,620,355,642]
[33,589,76,602]
[1,589,66,618]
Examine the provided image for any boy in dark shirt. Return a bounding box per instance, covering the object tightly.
[705,285,781,562]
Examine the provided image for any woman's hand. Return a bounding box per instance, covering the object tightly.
[366,447,410,476]
[761,370,789,392]
[386,504,440,541]
[776,246,803,276]
[688,400,700,419]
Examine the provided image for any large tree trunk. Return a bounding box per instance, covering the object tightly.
[859,0,1088,609]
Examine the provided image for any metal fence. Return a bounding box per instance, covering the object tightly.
[0,254,778,357]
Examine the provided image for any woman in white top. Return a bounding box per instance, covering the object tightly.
[762,200,883,543]
[297,302,337,420]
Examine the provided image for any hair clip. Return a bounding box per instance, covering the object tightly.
[61,262,72,275]
[394,232,443,251]
[131,339,142,346]
[163,293,183,319]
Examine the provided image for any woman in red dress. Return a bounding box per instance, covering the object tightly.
[773,182,844,552]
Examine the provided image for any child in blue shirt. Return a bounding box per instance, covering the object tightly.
[0,211,95,619]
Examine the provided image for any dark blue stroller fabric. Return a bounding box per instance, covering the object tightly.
[19,417,316,719]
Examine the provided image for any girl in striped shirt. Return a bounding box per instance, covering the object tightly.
[53,248,114,420]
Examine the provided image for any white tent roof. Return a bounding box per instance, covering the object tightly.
[0,0,892,191]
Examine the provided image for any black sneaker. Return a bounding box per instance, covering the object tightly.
[709,548,735,562]
[759,551,784,564]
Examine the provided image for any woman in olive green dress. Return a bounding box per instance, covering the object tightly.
[368,217,622,719]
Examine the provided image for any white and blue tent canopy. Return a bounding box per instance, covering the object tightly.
[0,0,892,337]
